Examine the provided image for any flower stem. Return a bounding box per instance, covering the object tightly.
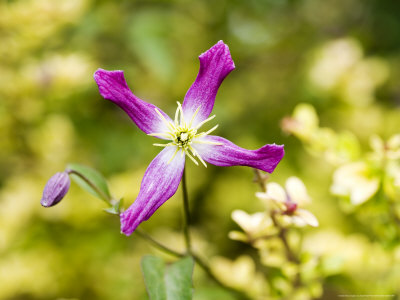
[191,253,252,300]
[135,229,184,258]
[66,169,114,205]
[181,168,192,253]
[254,169,301,284]
[180,168,251,299]
[135,228,252,300]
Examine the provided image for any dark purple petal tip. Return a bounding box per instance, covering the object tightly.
[198,40,235,75]
[182,41,236,125]
[93,68,172,135]
[41,172,70,207]
[93,69,127,101]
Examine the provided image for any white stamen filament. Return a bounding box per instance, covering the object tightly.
[151,102,222,167]
[195,114,216,130]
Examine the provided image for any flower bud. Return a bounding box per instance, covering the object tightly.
[41,172,71,207]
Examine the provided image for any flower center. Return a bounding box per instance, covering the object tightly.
[283,201,298,215]
[173,126,197,150]
[149,102,222,167]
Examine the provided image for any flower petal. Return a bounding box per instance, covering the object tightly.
[193,135,284,173]
[41,172,70,207]
[257,182,287,205]
[285,177,311,206]
[94,69,172,137]
[182,41,235,126]
[295,209,319,227]
[120,147,185,235]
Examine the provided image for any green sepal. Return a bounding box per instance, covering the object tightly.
[104,198,124,215]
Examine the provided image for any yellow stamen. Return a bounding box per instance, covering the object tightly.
[193,140,223,146]
[151,103,220,167]
[189,147,207,167]
[155,108,175,131]
[153,143,174,147]
[167,147,180,164]
[176,102,186,126]
[184,148,199,165]
[189,105,202,128]
[148,132,175,138]
[195,114,216,130]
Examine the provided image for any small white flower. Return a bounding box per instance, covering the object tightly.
[256,177,318,227]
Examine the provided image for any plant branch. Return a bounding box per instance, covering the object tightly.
[135,228,184,258]
[192,253,253,300]
[67,169,113,204]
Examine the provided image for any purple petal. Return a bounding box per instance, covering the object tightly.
[182,41,235,126]
[193,136,284,173]
[94,69,172,136]
[41,172,71,207]
[120,147,185,235]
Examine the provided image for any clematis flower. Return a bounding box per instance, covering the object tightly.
[256,177,318,227]
[94,41,284,236]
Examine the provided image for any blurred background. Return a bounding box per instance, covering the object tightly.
[1,0,400,299]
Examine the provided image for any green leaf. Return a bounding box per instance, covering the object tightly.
[67,163,112,203]
[141,255,194,300]
[165,256,194,300]
[142,256,167,300]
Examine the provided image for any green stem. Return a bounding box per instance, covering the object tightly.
[180,168,251,299]
[135,229,184,258]
[181,168,192,253]
[67,169,113,204]
[254,169,301,285]
[254,169,268,192]
[135,228,252,300]
[192,254,252,300]
[270,211,299,264]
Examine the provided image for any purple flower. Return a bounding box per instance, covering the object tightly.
[94,41,284,236]
[41,172,71,207]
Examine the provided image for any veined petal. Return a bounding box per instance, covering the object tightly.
[120,147,185,235]
[182,41,235,126]
[193,135,284,173]
[94,69,172,137]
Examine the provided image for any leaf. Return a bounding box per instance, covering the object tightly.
[142,256,167,300]
[67,163,112,203]
[165,256,194,299]
[141,255,194,300]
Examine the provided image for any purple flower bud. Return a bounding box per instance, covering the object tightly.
[41,172,71,207]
